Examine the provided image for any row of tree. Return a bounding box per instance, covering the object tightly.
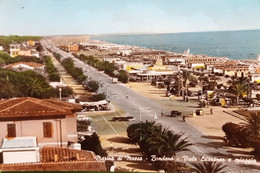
[61,58,86,83]
[43,56,60,82]
[76,54,129,83]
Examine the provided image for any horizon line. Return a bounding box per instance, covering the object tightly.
[1,28,259,37]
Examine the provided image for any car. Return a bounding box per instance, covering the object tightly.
[195,109,204,116]
[170,110,182,117]
[112,116,136,121]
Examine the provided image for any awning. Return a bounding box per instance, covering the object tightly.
[79,100,108,106]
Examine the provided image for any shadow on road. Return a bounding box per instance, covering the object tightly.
[201,135,224,140]
[126,162,155,172]
[107,136,130,144]
[113,147,141,153]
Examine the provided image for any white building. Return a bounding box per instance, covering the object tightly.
[9,43,21,57]
[0,137,40,164]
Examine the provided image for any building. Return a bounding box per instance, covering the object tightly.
[0,137,40,164]
[20,48,39,57]
[60,44,79,52]
[186,55,228,67]
[9,43,21,57]
[0,97,82,147]
[27,40,36,46]
[249,67,260,83]
[4,62,45,71]
[214,64,249,77]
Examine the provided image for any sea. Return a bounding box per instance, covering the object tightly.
[92,30,260,60]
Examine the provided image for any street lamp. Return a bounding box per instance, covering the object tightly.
[59,87,62,100]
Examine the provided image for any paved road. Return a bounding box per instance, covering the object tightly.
[40,38,259,173]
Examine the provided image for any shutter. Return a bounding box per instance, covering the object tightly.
[7,124,16,137]
[43,122,53,137]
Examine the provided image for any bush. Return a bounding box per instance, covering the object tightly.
[86,80,99,92]
[90,93,106,101]
[222,122,252,148]
[55,86,73,98]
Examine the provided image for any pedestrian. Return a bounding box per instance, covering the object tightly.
[110,142,113,151]
[126,94,129,99]
[182,115,186,122]
[161,110,164,117]
[210,108,213,114]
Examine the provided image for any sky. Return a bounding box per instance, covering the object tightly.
[0,0,260,36]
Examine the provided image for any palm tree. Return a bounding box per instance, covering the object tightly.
[24,76,54,98]
[128,121,163,145]
[227,76,249,104]
[241,112,260,137]
[148,130,192,157]
[181,70,191,93]
[190,161,227,173]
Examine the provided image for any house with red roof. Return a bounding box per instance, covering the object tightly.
[0,97,82,147]
[4,62,44,72]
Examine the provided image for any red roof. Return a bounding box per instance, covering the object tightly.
[0,97,82,119]
[5,62,44,69]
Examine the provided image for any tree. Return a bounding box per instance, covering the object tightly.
[241,112,260,137]
[24,76,54,98]
[127,121,192,158]
[180,70,190,93]
[118,69,129,83]
[86,80,99,92]
[190,161,227,173]
[227,76,249,103]
[188,75,198,87]
[148,130,192,157]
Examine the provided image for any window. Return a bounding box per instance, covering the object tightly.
[7,124,16,137]
[43,122,53,137]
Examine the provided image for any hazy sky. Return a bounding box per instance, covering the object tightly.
[0,0,260,36]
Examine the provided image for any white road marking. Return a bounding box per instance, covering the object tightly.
[98,112,120,136]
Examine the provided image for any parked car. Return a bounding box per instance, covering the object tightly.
[170,110,182,117]
[195,109,204,116]
[112,116,135,121]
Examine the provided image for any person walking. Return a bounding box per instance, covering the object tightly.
[210,108,213,114]
[182,115,186,122]
[161,110,164,117]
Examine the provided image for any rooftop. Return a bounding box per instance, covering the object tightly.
[4,62,44,69]
[1,137,37,149]
[0,97,82,120]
